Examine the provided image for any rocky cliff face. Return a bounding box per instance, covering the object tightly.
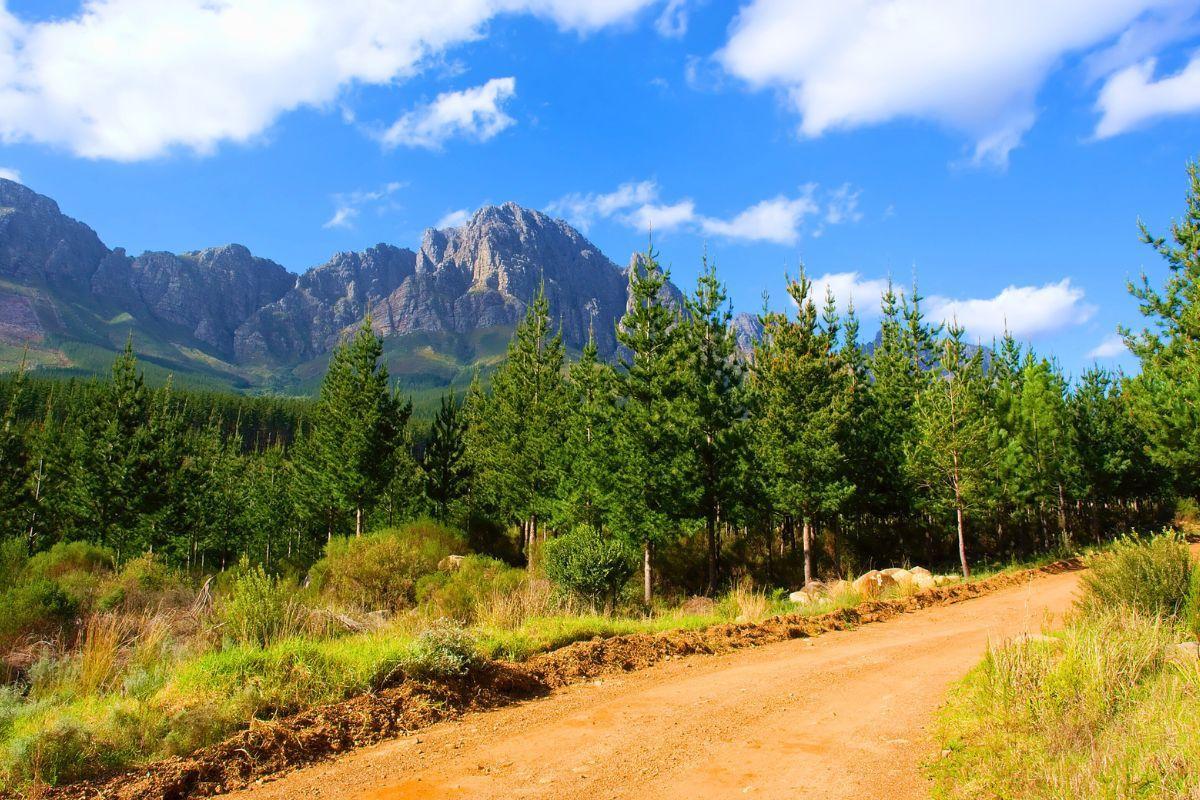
[0,178,682,386]
[0,179,109,290]
[234,245,416,363]
[94,244,295,356]
[235,202,632,364]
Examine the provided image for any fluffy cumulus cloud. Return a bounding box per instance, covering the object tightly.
[716,0,1195,164]
[323,181,405,230]
[0,166,19,182]
[436,208,473,228]
[381,77,517,150]
[1087,332,1130,358]
[1095,54,1200,137]
[547,180,851,244]
[805,274,1097,339]
[928,279,1097,340]
[809,272,893,316]
[699,192,818,245]
[0,0,660,161]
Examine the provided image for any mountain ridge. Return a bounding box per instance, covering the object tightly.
[0,179,671,392]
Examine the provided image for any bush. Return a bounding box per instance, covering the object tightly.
[310,521,466,612]
[415,556,524,623]
[542,528,635,611]
[0,579,76,651]
[1078,531,1194,618]
[216,562,303,647]
[95,555,188,613]
[26,541,116,610]
[402,623,479,679]
[0,540,28,594]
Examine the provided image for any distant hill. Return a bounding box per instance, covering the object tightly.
[0,180,676,394]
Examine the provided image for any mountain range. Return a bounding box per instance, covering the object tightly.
[0,178,711,395]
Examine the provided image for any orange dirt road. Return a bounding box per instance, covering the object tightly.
[223,570,1083,800]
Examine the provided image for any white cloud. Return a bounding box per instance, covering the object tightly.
[0,1,659,161]
[624,200,697,233]
[381,77,517,150]
[546,179,659,231]
[716,0,1191,164]
[654,0,689,37]
[323,181,405,230]
[1095,53,1200,137]
[436,208,472,228]
[0,167,19,182]
[700,192,818,245]
[548,179,856,244]
[810,272,892,317]
[1087,333,1130,358]
[928,279,1097,340]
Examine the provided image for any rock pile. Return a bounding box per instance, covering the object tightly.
[789,566,960,605]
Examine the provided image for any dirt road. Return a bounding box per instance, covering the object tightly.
[224,569,1082,800]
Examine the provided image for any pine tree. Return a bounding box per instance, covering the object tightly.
[1123,159,1200,495]
[681,257,746,593]
[613,247,692,604]
[466,285,567,553]
[554,328,618,533]
[0,362,31,542]
[67,341,170,561]
[908,322,992,578]
[422,390,470,521]
[750,269,853,585]
[298,319,408,538]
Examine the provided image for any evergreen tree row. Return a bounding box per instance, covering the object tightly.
[3,162,1199,597]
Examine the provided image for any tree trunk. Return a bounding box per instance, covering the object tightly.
[952,451,970,579]
[355,505,363,538]
[801,517,813,586]
[643,541,652,606]
[706,510,718,595]
[1057,483,1069,550]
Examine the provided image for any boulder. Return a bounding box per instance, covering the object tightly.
[438,554,466,572]
[788,590,814,605]
[825,579,852,598]
[912,572,937,591]
[853,570,898,598]
[934,574,961,587]
[789,581,827,604]
[881,568,913,586]
[909,566,933,579]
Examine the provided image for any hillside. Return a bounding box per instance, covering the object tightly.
[0,180,664,393]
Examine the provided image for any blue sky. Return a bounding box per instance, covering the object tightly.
[3,1,1200,373]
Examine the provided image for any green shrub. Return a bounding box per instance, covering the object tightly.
[26,541,116,610]
[1078,531,1194,618]
[1,711,130,787]
[216,562,303,647]
[0,579,76,650]
[1187,565,1200,642]
[25,541,114,581]
[309,520,466,611]
[402,623,479,679]
[542,527,635,611]
[0,540,28,594]
[415,556,524,623]
[96,554,188,612]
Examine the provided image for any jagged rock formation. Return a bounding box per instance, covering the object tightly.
[235,202,632,364]
[0,179,680,388]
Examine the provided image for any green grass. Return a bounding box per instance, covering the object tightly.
[931,611,1200,799]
